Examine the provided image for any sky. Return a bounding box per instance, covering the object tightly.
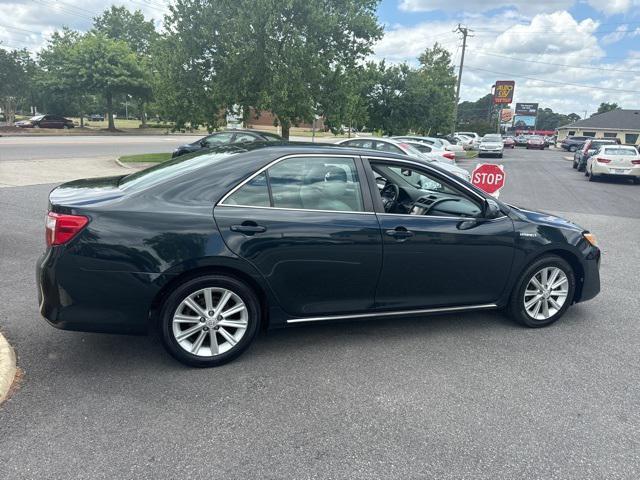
[1,0,640,117]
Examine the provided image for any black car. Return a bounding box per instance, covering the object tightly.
[37,143,601,367]
[89,114,105,122]
[561,136,592,152]
[514,135,529,147]
[15,114,75,129]
[172,129,283,157]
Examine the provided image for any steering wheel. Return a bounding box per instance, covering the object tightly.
[421,197,459,216]
[380,183,400,212]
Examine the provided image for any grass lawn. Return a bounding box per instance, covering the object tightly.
[119,152,172,163]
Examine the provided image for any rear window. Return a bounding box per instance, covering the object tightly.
[119,149,239,190]
[602,147,638,156]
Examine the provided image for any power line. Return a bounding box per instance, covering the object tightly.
[468,50,640,74]
[464,65,640,94]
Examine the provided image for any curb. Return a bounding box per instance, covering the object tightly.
[0,333,17,405]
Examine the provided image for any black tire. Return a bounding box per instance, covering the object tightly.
[569,145,577,152]
[508,255,575,328]
[498,153,503,158]
[159,274,261,367]
[588,168,597,181]
[572,160,577,169]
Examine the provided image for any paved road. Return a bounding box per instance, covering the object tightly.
[0,134,338,161]
[1,148,639,479]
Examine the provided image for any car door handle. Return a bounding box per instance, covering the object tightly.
[230,223,267,235]
[385,227,414,239]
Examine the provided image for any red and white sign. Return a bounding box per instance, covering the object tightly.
[471,163,506,197]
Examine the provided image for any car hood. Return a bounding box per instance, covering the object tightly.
[49,175,126,208]
[436,161,470,178]
[508,204,584,233]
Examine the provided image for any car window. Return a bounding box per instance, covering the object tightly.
[375,142,404,154]
[204,133,234,146]
[374,163,482,218]
[602,147,638,156]
[260,133,282,142]
[224,172,270,207]
[411,144,432,153]
[233,133,257,143]
[268,156,364,212]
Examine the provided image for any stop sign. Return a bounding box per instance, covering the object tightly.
[471,163,506,196]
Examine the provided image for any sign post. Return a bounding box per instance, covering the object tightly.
[471,163,506,198]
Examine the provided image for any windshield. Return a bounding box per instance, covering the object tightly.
[119,148,240,190]
[29,115,44,121]
[482,135,502,142]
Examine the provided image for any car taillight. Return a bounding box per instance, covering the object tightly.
[443,152,455,160]
[45,212,89,246]
[631,160,640,165]
[596,158,611,164]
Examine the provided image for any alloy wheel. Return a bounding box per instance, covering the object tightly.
[171,287,248,357]
[523,267,569,321]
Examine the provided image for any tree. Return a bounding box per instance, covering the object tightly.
[64,34,152,130]
[0,48,32,125]
[159,0,382,138]
[364,61,411,136]
[593,102,620,116]
[93,6,158,126]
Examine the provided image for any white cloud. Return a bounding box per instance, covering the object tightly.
[602,25,629,44]
[586,0,638,14]
[374,10,640,115]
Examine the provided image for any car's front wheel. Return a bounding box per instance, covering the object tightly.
[508,255,575,328]
[160,274,261,367]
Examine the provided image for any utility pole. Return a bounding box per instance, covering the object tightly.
[452,24,472,134]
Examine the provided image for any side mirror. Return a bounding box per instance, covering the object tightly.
[484,198,502,219]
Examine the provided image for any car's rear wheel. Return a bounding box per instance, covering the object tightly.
[569,145,577,152]
[508,255,575,328]
[159,274,261,367]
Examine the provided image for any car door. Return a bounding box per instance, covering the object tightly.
[214,154,382,317]
[39,115,53,128]
[364,158,516,310]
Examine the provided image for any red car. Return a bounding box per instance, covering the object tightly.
[15,114,75,129]
[526,136,546,150]
[503,137,516,148]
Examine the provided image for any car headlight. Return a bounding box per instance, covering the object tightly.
[583,232,598,247]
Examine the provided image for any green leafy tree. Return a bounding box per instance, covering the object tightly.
[159,0,382,138]
[0,47,32,124]
[65,34,152,130]
[364,61,412,136]
[93,6,158,126]
[593,102,620,116]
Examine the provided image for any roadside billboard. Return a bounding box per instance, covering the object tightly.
[500,108,514,123]
[494,81,515,104]
[513,115,536,130]
[515,103,539,115]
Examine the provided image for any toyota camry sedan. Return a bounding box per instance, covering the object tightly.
[37,143,601,367]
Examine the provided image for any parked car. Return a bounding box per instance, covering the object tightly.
[172,129,283,157]
[89,114,105,122]
[393,135,464,155]
[336,137,469,180]
[399,139,457,165]
[573,139,618,171]
[502,136,516,149]
[453,134,475,150]
[544,135,556,147]
[526,136,546,150]
[15,114,75,129]
[514,135,529,147]
[37,142,601,366]
[585,145,640,183]
[561,136,592,152]
[478,134,505,158]
[454,131,480,148]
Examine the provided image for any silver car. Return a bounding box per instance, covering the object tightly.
[478,134,505,158]
[335,137,470,181]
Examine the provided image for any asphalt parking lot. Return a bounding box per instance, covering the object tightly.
[1,145,639,479]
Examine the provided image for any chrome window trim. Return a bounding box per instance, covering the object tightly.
[376,212,508,222]
[287,303,498,324]
[217,153,367,211]
[216,204,376,215]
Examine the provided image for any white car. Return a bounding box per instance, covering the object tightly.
[586,145,640,183]
[478,134,505,158]
[399,139,457,165]
[335,137,470,181]
[453,135,475,150]
[392,135,464,156]
[454,131,480,149]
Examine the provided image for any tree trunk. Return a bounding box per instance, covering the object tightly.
[106,92,116,131]
[280,120,290,141]
[141,102,147,128]
[80,114,84,128]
